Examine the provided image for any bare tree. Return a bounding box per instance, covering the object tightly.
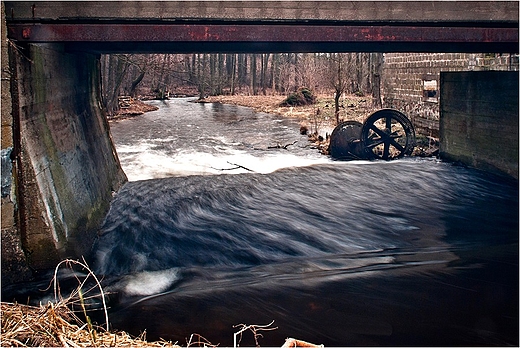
[327,53,349,125]
[101,54,131,115]
[371,53,383,108]
[99,52,384,111]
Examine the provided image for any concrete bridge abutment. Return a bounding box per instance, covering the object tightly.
[439,71,519,180]
[2,37,126,282]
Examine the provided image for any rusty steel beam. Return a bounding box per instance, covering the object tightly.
[8,23,518,44]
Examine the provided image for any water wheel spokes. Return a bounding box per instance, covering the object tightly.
[361,109,416,160]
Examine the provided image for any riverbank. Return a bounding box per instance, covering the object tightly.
[108,97,159,121]
[199,93,376,130]
[198,94,439,157]
[1,301,182,347]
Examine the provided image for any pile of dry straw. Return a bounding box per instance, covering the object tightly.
[1,301,180,347]
[1,259,182,347]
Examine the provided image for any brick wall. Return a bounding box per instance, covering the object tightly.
[382,53,519,137]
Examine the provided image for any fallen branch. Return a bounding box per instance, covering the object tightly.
[267,140,298,150]
[226,161,254,172]
[210,161,255,172]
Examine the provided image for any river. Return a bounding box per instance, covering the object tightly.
[6,98,519,346]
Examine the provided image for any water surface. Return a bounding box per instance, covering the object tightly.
[98,99,518,346]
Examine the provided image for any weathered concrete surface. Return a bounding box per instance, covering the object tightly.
[6,42,127,276]
[439,71,519,179]
[4,1,518,23]
[1,1,32,285]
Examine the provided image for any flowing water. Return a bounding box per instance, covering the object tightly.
[5,98,518,346]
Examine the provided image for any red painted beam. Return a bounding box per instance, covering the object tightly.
[8,23,518,44]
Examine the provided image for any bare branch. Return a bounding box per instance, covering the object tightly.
[267,140,298,150]
[233,320,278,348]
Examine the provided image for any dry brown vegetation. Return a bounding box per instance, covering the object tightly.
[1,259,183,347]
[1,301,323,348]
[200,93,376,127]
[108,97,159,121]
[1,301,182,347]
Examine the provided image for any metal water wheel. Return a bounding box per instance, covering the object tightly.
[361,109,416,160]
[328,109,416,161]
[328,120,364,159]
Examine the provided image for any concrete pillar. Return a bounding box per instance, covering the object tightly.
[4,39,127,280]
[1,1,32,284]
[439,71,519,179]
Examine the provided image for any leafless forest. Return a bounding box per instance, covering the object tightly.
[101,53,384,117]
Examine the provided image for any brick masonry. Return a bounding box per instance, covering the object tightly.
[382,53,519,137]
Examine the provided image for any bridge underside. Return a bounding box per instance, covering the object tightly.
[7,23,519,53]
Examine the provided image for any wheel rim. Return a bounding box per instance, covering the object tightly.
[361,109,416,160]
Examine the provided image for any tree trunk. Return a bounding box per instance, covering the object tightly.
[230,54,236,95]
[261,53,269,95]
[103,55,130,115]
[334,88,341,125]
[371,53,383,108]
[271,53,277,93]
[250,54,257,95]
[209,53,216,95]
[129,70,146,97]
[238,54,247,92]
[217,53,224,95]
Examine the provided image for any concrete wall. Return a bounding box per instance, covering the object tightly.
[2,41,127,281]
[383,53,519,137]
[1,1,33,284]
[439,71,518,179]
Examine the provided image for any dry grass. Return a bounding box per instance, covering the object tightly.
[0,301,181,347]
[1,258,183,347]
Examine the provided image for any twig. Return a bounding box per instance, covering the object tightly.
[233,320,277,348]
[186,333,217,347]
[51,258,110,331]
[226,161,254,172]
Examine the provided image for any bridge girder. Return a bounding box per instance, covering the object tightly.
[4,1,519,53]
[6,23,519,54]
